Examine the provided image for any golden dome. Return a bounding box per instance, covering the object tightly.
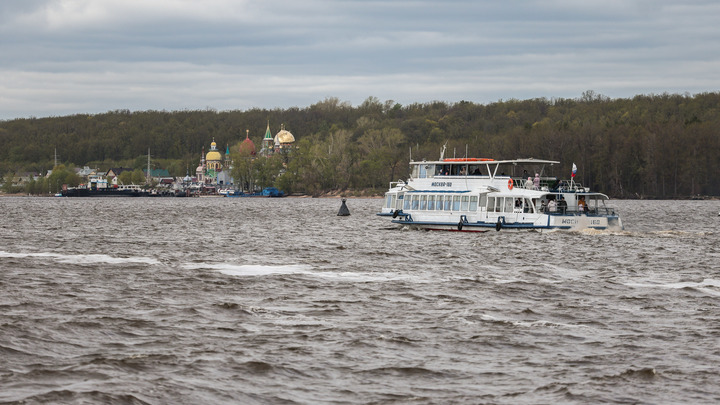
[206,150,222,161]
[274,129,295,144]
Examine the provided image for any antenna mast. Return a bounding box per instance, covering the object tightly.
[439,141,447,160]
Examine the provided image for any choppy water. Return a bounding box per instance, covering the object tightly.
[1,196,719,404]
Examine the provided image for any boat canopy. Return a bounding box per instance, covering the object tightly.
[411,158,559,165]
[410,158,560,179]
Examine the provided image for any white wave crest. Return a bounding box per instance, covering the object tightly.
[0,250,160,265]
[182,262,314,277]
[625,278,720,296]
[182,262,428,282]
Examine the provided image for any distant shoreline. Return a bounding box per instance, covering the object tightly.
[1,192,715,200]
[0,192,384,199]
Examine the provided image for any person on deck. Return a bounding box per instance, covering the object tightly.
[578,196,588,213]
[557,196,567,214]
[533,173,540,190]
[547,198,557,212]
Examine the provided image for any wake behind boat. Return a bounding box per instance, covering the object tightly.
[378,148,622,232]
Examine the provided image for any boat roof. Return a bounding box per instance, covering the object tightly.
[411,158,560,165]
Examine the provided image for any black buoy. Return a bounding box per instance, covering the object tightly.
[337,198,351,216]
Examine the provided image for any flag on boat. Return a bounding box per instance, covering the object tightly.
[571,163,577,178]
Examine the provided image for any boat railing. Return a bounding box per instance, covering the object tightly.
[541,205,619,216]
[553,179,588,192]
[511,176,565,191]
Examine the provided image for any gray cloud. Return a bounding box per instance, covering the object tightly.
[1,0,719,119]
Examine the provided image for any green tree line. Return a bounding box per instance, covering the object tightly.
[2,91,719,197]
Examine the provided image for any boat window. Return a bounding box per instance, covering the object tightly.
[453,195,461,211]
[461,195,469,211]
[487,196,495,212]
[444,196,452,210]
[404,195,411,210]
[419,165,429,179]
[469,196,478,211]
[525,198,534,213]
[503,197,513,213]
[411,165,420,178]
[411,195,419,210]
[436,195,444,211]
[419,195,427,210]
[427,195,435,210]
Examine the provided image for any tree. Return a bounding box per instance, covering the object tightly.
[131,169,146,184]
[47,165,80,194]
[230,149,256,192]
[118,171,133,185]
[253,154,284,189]
[357,127,408,188]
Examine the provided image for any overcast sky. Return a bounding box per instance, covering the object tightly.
[1,0,719,120]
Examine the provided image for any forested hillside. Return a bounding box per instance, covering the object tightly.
[2,91,719,198]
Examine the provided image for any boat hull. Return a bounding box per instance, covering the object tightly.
[391,213,623,232]
[61,188,148,197]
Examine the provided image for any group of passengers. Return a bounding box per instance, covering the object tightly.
[541,195,567,214]
[514,198,535,213]
[523,171,541,190]
[436,165,483,176]
[541,195,589,214]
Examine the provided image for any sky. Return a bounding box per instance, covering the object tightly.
[1,0,719,120]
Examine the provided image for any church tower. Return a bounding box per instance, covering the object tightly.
[262,121,274,156]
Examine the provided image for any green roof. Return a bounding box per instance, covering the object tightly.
[143,168,170,177]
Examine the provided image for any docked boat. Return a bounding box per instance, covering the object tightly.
[378,150,623,232]
[225,187,285,198]
[61,183,148,197]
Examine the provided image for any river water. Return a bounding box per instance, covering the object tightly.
[1,197,719,404]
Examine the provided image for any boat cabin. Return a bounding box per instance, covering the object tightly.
[411,158,562,190]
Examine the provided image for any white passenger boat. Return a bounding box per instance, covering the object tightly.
[378,150,623,232]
